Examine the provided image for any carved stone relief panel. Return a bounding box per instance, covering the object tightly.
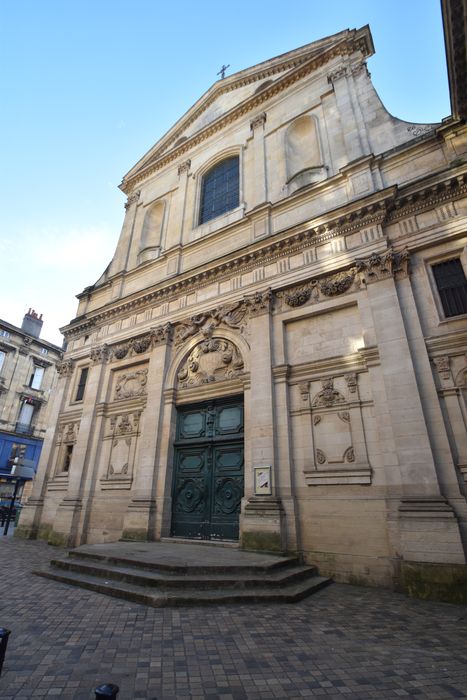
[101,410,142,488]
[114,368,148,400]
[177,338,244,388]
[299,374,372,486]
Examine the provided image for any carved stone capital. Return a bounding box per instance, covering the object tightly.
[56,359,74,377]
[433,355,451,381]
[355,248,410,283]
[90,344,111,365]
[124,190,140,210]
[244,288,273,317]
[177,159,191,176]
[150,323,173,346]
[328,65,348,84]
[250,112,267,131]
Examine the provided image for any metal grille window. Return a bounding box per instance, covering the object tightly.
[75,367,89,402]
[199,156,239,224]
[432,258,467,317]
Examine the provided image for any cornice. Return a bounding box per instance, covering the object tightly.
[62,168,466,340]
[121,37,371,193]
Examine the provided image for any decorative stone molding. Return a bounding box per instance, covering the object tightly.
[177,159,191,176]
[355,248,410,283]
[320,270,355,297]
[92,323,173,362]
[250,112,267,131]
[109,411,142,436]
[56,359,74,377]
[311,378,346,407]
[114,369,148,400]
[124,190,140,210]
[66,174,466,341]
[177,338,244,388]
[174,303,246,346]
[243,288,273,317]
[344,372,358,394]
[298,382,310,402]
[407,124,433,138]
[57,420,80,445]
[284,284,315,308]
[433,355,452,381]
[279,270,358,309]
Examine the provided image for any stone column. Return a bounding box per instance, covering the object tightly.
[241,289,285,552]
[51,350,109,547]
[16,359,75,540]
[122,324,173,541]
[359,250,465,565]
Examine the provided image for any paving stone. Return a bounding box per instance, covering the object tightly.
[0,539,467,698]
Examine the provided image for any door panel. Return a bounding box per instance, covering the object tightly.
[172,398,244,540]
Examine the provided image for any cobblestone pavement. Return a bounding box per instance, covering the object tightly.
[1,539,467,699]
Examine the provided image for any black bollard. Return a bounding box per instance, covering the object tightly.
[94,683,119,698]
[0,628,11,676]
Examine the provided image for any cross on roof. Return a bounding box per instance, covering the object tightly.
[217,64,230,80]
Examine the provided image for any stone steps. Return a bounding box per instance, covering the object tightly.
[33,541,332,606]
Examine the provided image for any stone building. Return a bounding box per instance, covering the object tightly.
[19,25,467,592]
[0,311,62,499]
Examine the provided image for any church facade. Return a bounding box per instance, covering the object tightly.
[19,26,467,593]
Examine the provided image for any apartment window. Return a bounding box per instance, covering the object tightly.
[199,156,239,224]
[0,351,5,373]
[40,348,48,356]
[432,258,467,317]
[29,364,45,390]
[0,330,10,338]
[75,367,89,402]
[17,398,35,433]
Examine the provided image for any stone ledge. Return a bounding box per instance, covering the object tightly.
[304,466,372,485]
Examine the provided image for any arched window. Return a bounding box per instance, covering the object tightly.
[199,156,239,224]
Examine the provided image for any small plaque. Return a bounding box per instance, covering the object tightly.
[254,466,272,496]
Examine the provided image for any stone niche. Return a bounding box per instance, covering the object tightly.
[285,115,327,194]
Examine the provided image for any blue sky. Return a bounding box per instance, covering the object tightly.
[1,0,449,345]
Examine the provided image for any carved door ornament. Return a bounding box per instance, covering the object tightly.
[177,338,244,388]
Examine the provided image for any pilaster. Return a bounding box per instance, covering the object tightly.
[122,325,173,541]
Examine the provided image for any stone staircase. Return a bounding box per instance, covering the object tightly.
[34,541,331,606]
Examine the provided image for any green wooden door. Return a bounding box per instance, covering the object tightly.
[171,398,244,540]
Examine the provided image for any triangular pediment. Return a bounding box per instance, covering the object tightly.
[121,26,373,192]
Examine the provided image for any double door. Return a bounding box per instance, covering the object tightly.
[171,397,244,540]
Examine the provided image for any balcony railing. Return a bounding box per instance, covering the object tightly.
[15,422,35,436]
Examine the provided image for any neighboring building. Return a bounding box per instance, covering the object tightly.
[0,311,62,501]
[19,25,467,594]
